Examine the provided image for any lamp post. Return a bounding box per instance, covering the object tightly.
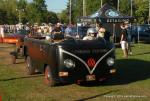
[16,9,24,24]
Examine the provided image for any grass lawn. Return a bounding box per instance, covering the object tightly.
[0,43,149,101]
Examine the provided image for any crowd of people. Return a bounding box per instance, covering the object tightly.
[0,23,65,37]
[0,21,132,58]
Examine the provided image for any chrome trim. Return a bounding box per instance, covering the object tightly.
[60,48,91,74]
[91,48,114,74]
[60,48,115,74]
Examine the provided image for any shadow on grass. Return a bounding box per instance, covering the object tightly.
[104,59,150,85]
[79,59,150,87]
[75,90,119,101]
[0,59,149,87]
[0,74,43,82]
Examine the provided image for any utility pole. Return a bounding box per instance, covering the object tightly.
[69,0,72,25]
[117,0,120,11]
[148,0,150,24]
[131,0,133,16]
[16,9,24,24]
[101,0,103,8]
[83,0,86,16]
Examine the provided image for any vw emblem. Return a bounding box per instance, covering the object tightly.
[87,58,96,68]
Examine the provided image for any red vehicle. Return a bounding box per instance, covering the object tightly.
[5,29,29,64]
[3,29,28,44]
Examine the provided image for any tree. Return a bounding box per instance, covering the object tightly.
[32,0,48,23]
[0,0,60,25]
[58,10,69,24]
[120,0,131,15]
[0,0,18,24]
[0,9,7,24]
[134,0,149,23]
[47,11,59,24]
[17,0,27,10]
[25,0,48,24]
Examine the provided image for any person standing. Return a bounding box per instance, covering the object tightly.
[96,23,105,38]
[125,22,132,55]
[0,25,5,38]
[65,25,72,37]
[120,23,128,58]
[96,22,111,42]
[51,23,64,41]
[53,23,62,34]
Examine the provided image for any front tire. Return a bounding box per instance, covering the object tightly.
[26,56,35,75]
[44,65,56,87]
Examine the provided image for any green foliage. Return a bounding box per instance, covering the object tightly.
[134,0,149,24]
[0,0,59,25]
[0,0,18,24]
[0,0,150,24]
[120,0,131,15]
[47,11,59,24]
[17,0,27,10]
[0,9,7,24]
[26,0,48,24]
[58,10,69,24]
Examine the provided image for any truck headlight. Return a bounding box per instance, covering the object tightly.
[64,59,75,68]
[107,58,115,66]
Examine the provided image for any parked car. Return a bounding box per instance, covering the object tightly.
[3,29,28,44]
[128,25,150,43]
[4,29,29,63]
[6,29,45,64]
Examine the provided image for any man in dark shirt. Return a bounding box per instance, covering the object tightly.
[51,23,64,41]
[53,23,62,34]
[120,23,128,58]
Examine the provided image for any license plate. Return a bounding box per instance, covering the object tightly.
[86,75,95,81]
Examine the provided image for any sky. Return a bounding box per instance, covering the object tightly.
[45,0,68,13]
[28,0,68,13]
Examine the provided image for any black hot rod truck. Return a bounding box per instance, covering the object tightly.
[23,35,116,86]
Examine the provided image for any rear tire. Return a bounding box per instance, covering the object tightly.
[20,48,24,57]
[44,65,56,87]
[26,56,35,75]
[11,55,16,64]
